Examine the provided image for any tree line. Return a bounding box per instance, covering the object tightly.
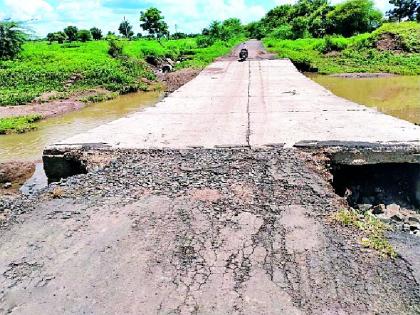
[45,8,171,44]
[1,0,419,60]
[247,0,420,40]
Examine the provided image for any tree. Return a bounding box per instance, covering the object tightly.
[90,27,102,40]
[46,32,55,43]
[119,17,134,38]
[0,21,27,60]
[291,16,310,38]
[171,32,187,39]
[262,5,294,30]
[221,18,244,40]
[47,31,66,44]
[327,0,383,36]
[245,22,266,40]
[387,0,419,22]
[140,7,169,38]
[78,29,92,42]
[64,26,78,42]
[208,21,222,39]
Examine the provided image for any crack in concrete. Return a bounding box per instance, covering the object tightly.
[246,60,251,148]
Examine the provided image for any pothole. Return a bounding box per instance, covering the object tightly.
[331,162,420,210]
[330,161,420,235]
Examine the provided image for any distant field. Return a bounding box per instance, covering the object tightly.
[0,38,240,107]
[264,22,420,75]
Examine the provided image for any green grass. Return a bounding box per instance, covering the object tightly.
[123,37,243,68]
[334,208,397,258]
[0,114,42,134]
[264,22,420,75]
[0,37,241,107]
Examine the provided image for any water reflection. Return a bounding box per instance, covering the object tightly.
[307,74,420,124]
[0,91,162,163]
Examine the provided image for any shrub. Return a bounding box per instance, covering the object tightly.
[196,36,214,48]
[321,35,349,53]
[108,39,123,58]
[78,30,92,42]
[270,25,294,40]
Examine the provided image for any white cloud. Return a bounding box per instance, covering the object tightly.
[1,0,394,37]
[4,0,54,21]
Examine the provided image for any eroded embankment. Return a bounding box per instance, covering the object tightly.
[0,148,419,314]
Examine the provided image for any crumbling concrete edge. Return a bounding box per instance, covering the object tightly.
[294,140,420,166]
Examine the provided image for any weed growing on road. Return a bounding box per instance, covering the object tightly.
[334,208,397,258]
[0,114,42,134]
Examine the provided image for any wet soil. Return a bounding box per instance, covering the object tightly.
[0,161,36,195]
[0,148,419,314]
[0,89,110,119]
[329,73,396,78]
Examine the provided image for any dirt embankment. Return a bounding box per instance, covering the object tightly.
[0,161,36,194]
[158,68,201,93]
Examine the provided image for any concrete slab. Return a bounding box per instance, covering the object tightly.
[46,55,420,154]
[250,110,420,148]
[58,112,248,149]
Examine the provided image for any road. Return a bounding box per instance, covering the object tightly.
[46,40,420,152]
[1,41,420,314]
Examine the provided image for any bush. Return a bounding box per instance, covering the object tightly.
[196,36,214,48]
[108,39,123,58]
[77,30,92,42]
[321,36,349,53]
[270,25,293,39]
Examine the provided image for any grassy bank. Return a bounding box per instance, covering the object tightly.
[264,22,420,75]
[0,37,241,107]
[0,114,42,134]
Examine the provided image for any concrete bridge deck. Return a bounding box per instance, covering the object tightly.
[46,57,420,152]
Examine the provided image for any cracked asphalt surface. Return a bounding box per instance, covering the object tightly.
[1,149,419,314]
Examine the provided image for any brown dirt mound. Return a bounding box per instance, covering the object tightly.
[375,33,403,52]
[159,68,201,93]
[0,162,35,184]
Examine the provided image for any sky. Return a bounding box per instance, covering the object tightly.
[0,0,391,37]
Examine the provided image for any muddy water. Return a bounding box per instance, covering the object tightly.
[307,74,420,124]
[0,91,163,163]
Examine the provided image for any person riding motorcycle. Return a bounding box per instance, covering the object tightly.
[239,43,248,61]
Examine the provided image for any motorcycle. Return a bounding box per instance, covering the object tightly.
[239,48,248,62]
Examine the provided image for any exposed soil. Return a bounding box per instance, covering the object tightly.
[375,33,403,52]
[0,89,116,119]
[0,148,419,314]
[158,68,201,93]
[0,162,35,184]
[0,161,36,195]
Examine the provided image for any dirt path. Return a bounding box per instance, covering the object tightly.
[1,149,419,314]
